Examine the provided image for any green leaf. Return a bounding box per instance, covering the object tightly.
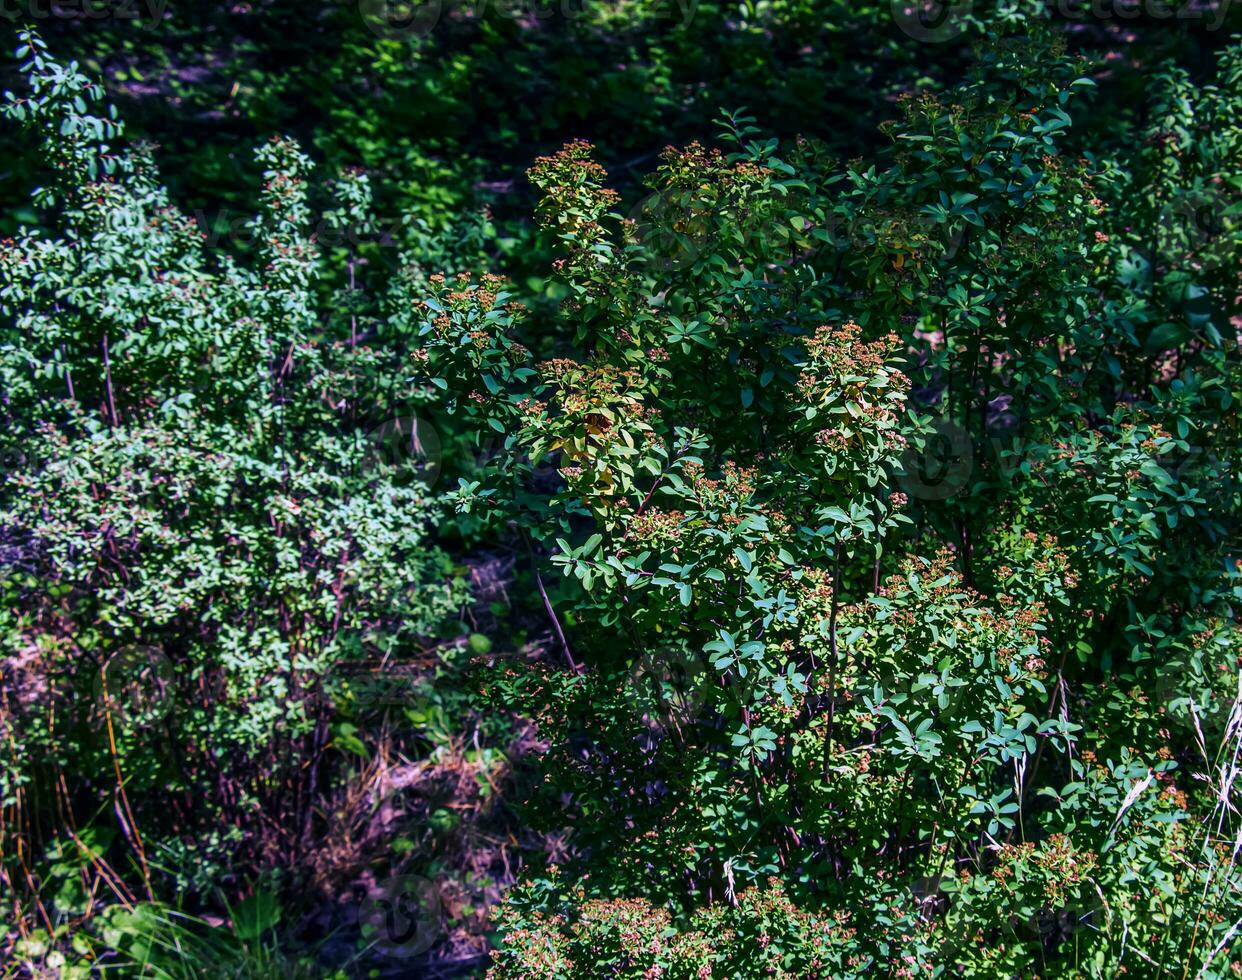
[231,891,281,940]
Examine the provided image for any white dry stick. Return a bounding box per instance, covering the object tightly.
[1214,673,1242,815]
[1191,672,1242,976]
[1189,699,1209,765]
[1195,913,1242,980]
[1013,752,1028,802]
[1107,770,1154,840]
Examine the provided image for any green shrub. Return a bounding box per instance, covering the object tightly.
[0,31,460,913]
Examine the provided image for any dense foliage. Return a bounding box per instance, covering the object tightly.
[1,4,1240,978]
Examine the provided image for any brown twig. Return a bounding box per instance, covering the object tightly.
[523,532,579,673]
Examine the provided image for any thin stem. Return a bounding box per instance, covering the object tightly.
[524,532,579,673]
[101,332,118,427]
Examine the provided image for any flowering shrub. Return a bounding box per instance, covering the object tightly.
[452,32,1241,978]
[487,877,859,979]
